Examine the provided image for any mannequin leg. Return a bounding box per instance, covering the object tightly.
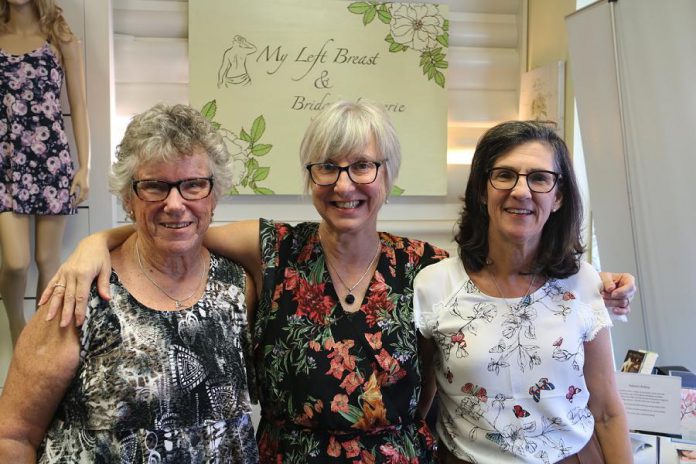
[0,212,31,346]
[34,215,68,299]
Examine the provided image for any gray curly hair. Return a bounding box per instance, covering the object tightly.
[110,103,233,208]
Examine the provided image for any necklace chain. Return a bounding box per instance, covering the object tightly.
[488,268,537,310]
[320,232,381,305]
[135,239,208,310]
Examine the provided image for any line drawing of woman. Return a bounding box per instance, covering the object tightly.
[217,35,257,87]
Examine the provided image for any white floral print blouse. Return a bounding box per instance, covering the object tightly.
[414,258,612,464]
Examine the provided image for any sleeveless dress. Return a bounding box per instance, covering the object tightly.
[254,219,449,463]
[0,42,76,215]
[37,253,260,463]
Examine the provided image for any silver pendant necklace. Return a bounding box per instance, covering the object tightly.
[321,233,381,305]
[488,268,537,310]
[135,239,207,310]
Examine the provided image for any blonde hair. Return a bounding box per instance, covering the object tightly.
[299,99,401,193]
[1,0,74,51]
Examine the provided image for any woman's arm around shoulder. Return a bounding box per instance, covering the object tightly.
[42,225,134,326]
[0,306,81,462]
[584,328,633,464]
[205,220,262,295]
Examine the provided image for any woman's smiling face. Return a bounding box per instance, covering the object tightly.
[311,135,387,236]
[126,149,216,258]
[485,141,563,249]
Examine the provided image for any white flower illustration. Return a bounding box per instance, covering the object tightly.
[389,4,444,52]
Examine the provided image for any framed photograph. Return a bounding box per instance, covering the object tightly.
[518,61,565,135]
[621,349,645,373]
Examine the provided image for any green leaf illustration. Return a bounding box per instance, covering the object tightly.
[338,404,365,424]
[253,187,275,195]
[437,34,448,48]
[434,70,445,88]
[200,100,217,120]
[239,128,252,143]
[250,115,266,142]
[443,19,450,32]
[348,2,372,14]
[377,6,391,23]
[390,185,405,196]
[246,157,260,172]
[252,166,270,181]
[251,143,273,156]
[211,121,221,130]
[228,185,240,195]
[363,7,376,25]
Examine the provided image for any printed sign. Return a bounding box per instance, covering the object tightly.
[190,0,448,195]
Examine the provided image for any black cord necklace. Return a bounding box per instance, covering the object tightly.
[321,234,381,305]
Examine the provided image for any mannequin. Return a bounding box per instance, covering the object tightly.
[0,0,89,346]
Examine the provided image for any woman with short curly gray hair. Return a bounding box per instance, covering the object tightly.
[0,103,259,462]
[110,103,234,204]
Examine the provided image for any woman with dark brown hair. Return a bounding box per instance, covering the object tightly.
[415,121,632,463]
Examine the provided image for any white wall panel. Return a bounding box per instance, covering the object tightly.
[114,36,188,83]
[113,0,187,38]
[448,89,518,123]
[116,83,188,115]
[448,47,519,90]
[450,12,518,48]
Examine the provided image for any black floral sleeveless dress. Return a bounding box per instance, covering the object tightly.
[254,219,448,463]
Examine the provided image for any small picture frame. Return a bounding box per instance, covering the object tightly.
[621,349,646,373]
[518,61,565,135]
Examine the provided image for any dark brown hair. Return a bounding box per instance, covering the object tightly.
[455,120,584,278]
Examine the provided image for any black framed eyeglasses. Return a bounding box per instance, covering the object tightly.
[487,168,560,193]
[131,177,214,202]
[306,161,382,186]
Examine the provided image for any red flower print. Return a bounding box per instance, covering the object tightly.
[276,224,290,242]
[462,383,474,394]
[451,332,466,346]
[342,438,361,458]
[340,371,364,395]
[326,340,357,379]
[324,337,336,351]
[418,421,436,448]
[364,276,394,327]
[331,394,350,414]
[563,292,576,301]
[309,340,321,351]
[297,240,316,263]
[553,337,563,347]
[355,450,376,464]
[283,267,300,291]
[327,435,342,457]
[379,444,408,464]
[374,349,406,384]
[405,240,425,265]
[366,332,382,350]
[315,399,324,413]
[327,358,347,379]
[293,279,334,325]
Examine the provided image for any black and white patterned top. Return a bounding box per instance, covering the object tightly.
[38,253,259,463]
